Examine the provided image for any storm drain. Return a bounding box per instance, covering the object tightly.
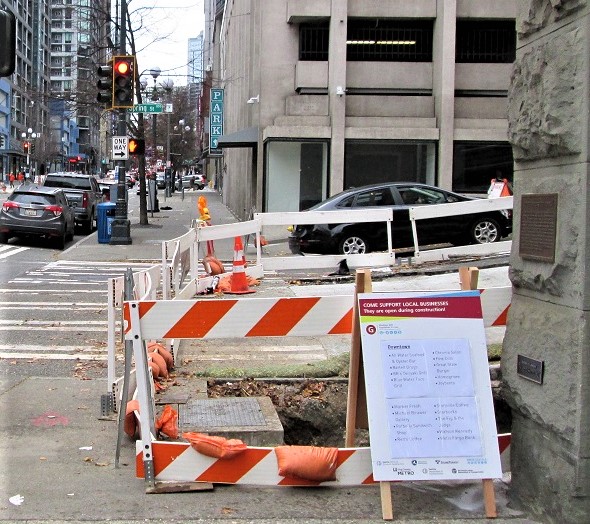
[180,397,267,428]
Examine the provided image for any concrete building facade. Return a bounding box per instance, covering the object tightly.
[204,0,517,220]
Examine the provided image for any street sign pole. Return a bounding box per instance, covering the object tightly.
[110,0,131,245]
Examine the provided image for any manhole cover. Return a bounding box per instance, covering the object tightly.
[180,398,267,428]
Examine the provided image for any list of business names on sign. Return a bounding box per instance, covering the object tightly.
[358,290,502,481]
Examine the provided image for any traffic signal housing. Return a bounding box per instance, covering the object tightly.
[23,142,30,154]
[112,56,136,108]
[30,141,35,154]
[128,138,145,155]
[0,10,16,77]
[96,61,113,107]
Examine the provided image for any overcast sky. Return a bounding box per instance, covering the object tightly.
[127,0,205,86]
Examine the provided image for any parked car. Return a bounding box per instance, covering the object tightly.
[125,173,136,187]
[288,182,512,255]
[0,185,75,249]
[176,173,206,190]
[156,171,166,189]
[42,172,103,233]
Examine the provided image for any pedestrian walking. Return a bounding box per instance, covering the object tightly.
[9,173,15,188]
[17,172,24,185]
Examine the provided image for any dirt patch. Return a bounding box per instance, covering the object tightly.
[207,378,512,446]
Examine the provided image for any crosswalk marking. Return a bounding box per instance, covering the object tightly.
[0,246,29,259]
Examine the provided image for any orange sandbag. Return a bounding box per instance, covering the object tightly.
[182,432,247,459]
[203,255,225,275]
[155,405,178,439]
[125,400,140,438]
[147,342,174,371]
[150,352,168,379]
[275,446,338,482]
[148,360,160,379]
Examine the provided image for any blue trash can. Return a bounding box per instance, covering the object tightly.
[97,202,117,244]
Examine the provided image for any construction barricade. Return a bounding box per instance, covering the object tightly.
[123,280,511,490]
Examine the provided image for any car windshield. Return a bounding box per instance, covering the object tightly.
[44,177,91,190]
[12,193,55,206]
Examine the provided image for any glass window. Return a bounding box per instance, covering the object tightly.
[345,141,437,188]
[299,21,329,61]
[347,19,434,62]
[399,186,445,205]
[453,142,513,194]
[456,20,516,63]
[354,188,394,207]
[265,140,329,211]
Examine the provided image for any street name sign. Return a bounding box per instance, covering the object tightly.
[112,136,129,160]
[127,103,163,114]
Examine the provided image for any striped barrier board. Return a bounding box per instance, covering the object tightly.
[136,443,374,486]
[124,287,510,341]
[136,434,512,485]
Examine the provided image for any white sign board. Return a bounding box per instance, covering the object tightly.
[358,290,502,482]
[112,136,128,160]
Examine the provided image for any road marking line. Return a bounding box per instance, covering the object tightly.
[0,352,106,361]
[0,344,105,352]
[0,247,29,259]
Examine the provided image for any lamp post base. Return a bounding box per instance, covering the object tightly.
[109,219,132,245]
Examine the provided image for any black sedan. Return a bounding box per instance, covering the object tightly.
[289,182,512,255]
[0,185,75,249]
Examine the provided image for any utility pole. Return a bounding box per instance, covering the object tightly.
[110,0,132,245]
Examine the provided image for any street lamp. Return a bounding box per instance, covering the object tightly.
[21,128,38,182]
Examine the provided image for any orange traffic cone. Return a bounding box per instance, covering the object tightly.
[226,236,256,294]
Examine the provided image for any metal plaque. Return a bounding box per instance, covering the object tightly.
[519,193,558,263]
[517,354,544,384]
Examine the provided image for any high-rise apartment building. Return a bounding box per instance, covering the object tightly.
[0,0,51,177]
[49,0,111,172]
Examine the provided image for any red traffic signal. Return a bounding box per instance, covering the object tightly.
[23,142,30,153]
[112,55,135,108]
[128,138,145,155]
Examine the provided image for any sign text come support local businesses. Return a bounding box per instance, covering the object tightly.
[358,290,502,482]
[209,88,223,156]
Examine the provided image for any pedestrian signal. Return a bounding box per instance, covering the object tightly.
[128,138,145,155]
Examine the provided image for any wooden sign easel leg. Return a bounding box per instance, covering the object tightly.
[482,478,497,518]
[346,269,394,520]
[459,267,498,519]
[380,481,393,520]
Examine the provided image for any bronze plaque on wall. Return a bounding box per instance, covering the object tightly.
[519,193,558,263]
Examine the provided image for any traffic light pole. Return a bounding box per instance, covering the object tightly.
[109,0,131,245]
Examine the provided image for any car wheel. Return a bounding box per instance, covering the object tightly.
[339,234,369,255]
[55,231,66,250]
[470,217,501,244]
[84,209,95,234]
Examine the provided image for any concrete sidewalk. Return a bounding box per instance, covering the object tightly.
[0,376,537,523]
[0,186,543,523]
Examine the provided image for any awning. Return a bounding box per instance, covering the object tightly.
[216,126,259,148]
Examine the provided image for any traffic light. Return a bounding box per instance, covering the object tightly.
[96,61,113,108]
[30,141,35,154]
[128,138,145,155]
[112,55,136,108]
[23,142,29,154]
[0,135,5,148]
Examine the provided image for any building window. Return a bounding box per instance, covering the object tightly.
[456,20,516,63]
[265,141,329,211]
[452,142,513,194]
[299,21,329,61]
[345,141,437,188]
[347,19,433,62]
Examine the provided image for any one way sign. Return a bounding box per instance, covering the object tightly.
[112,136,129,160]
